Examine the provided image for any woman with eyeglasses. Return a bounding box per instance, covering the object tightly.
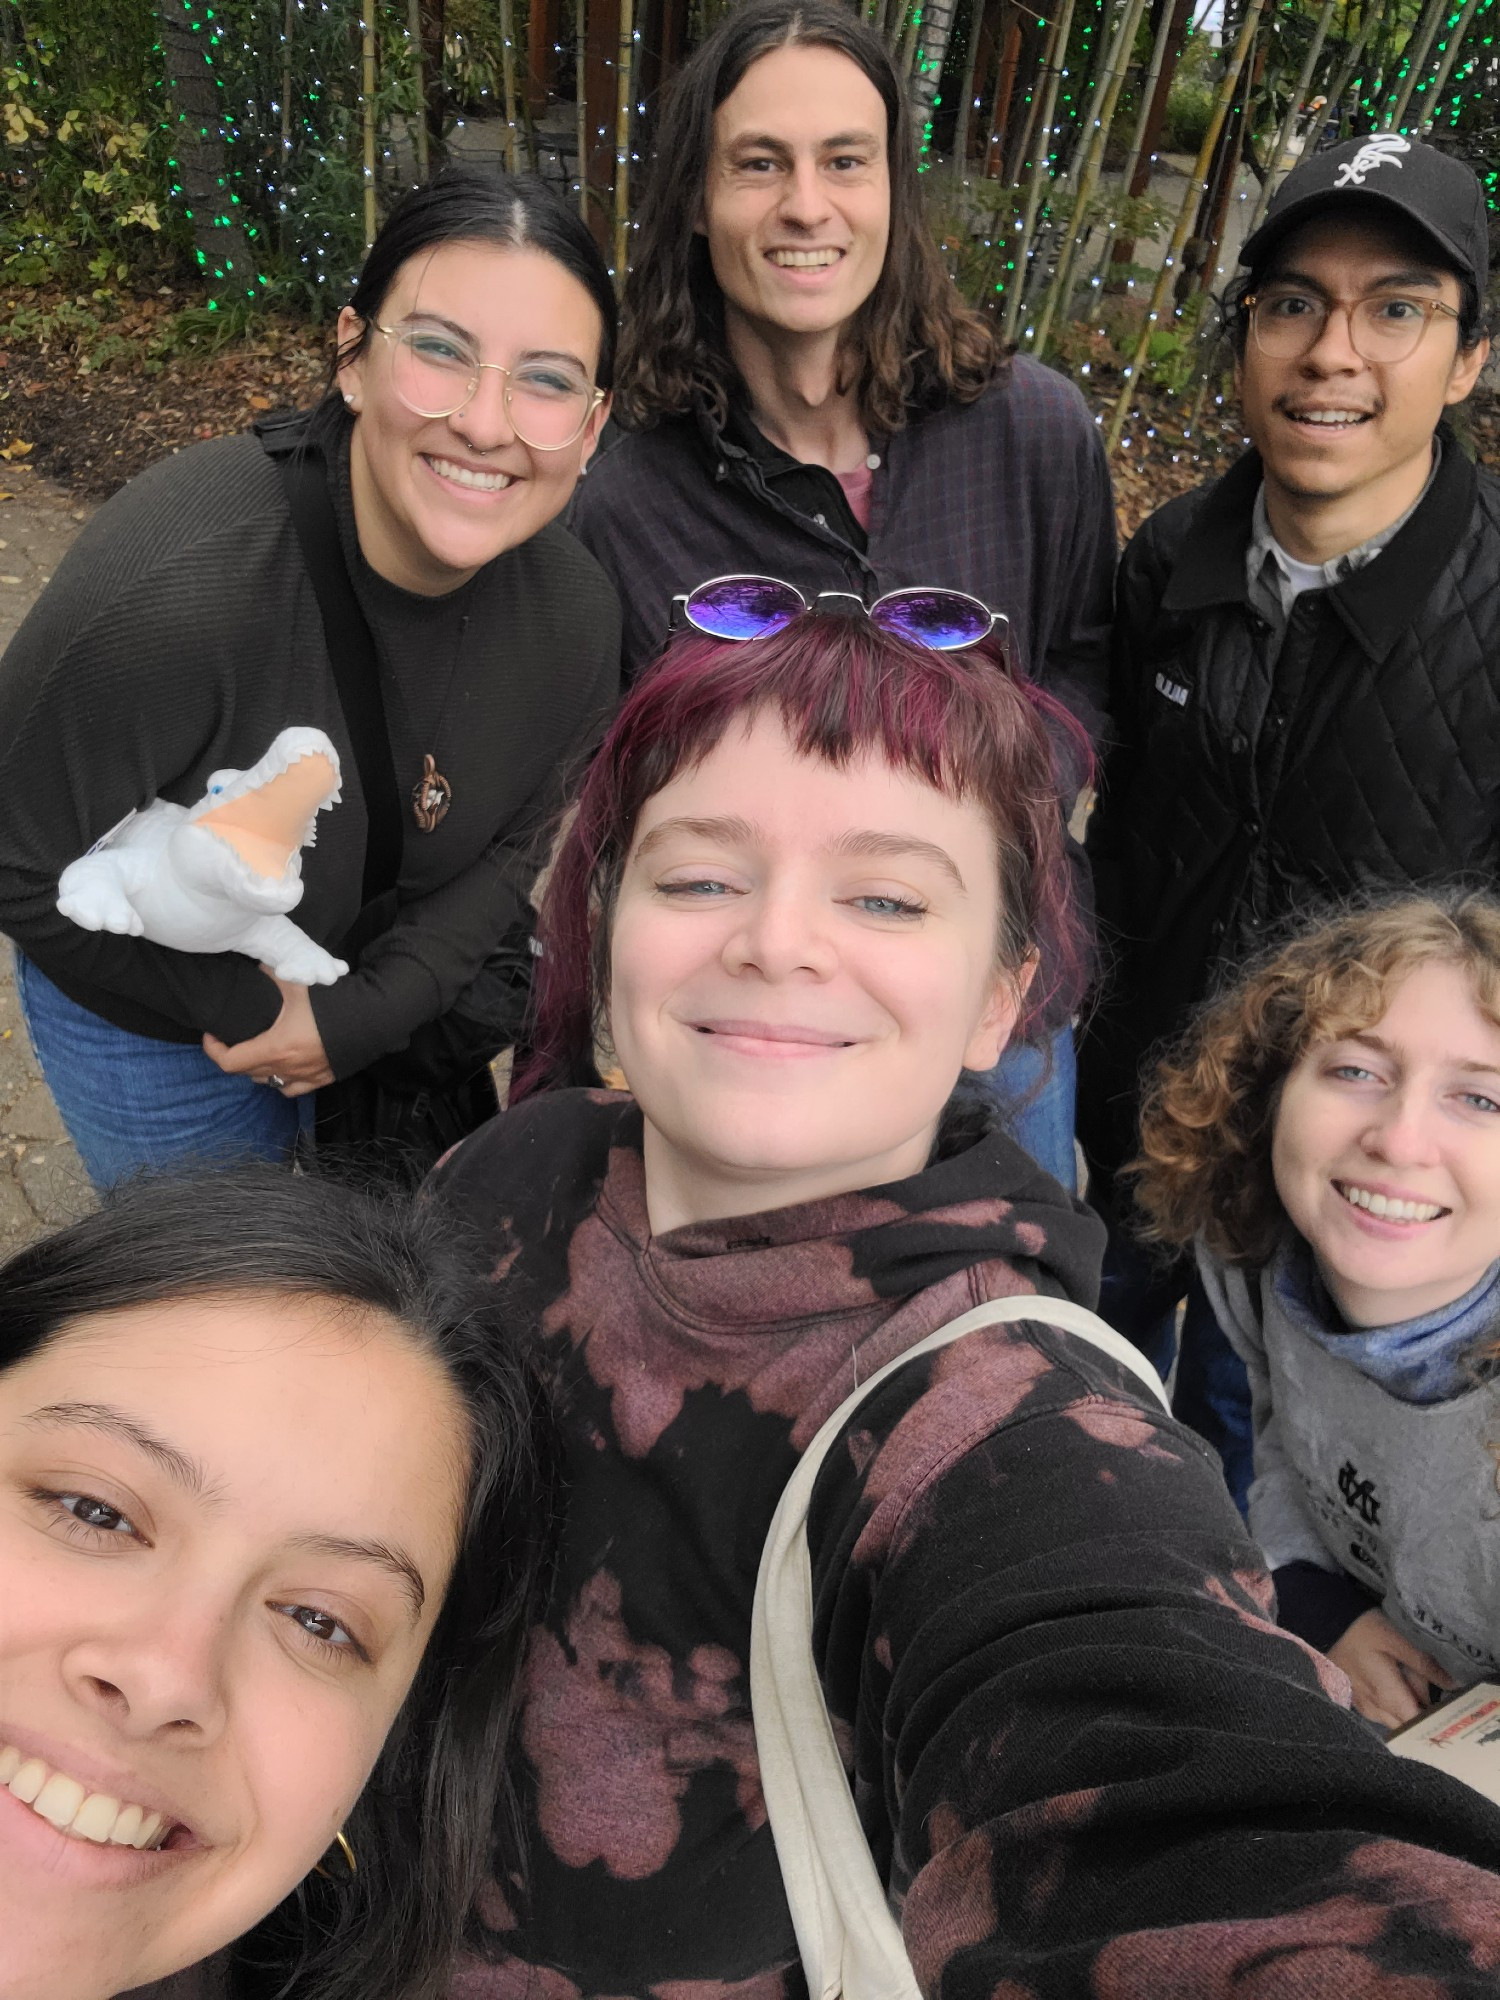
[0,169,619,1187]
[429,596,1500,2000]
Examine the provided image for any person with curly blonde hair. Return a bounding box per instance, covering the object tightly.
[1135,888,1500,1730]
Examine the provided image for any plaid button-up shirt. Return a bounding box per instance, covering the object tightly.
[569,354,1116,773]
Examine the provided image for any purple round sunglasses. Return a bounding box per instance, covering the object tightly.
[669,574,1010,654]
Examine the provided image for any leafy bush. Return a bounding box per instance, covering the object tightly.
[1,0,185,288]
[0,0,426,313]
[1160,33,1219,157]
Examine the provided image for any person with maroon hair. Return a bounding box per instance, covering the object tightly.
[429,589,1500,2000]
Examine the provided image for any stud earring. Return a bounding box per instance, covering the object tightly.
[314,1827,358,1883]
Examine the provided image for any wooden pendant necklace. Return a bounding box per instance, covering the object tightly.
[412,753,452,832]
[403,610,469,833]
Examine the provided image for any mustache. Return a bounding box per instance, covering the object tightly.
[1272,395,1384,418]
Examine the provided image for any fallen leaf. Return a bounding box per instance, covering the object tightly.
[248,393,271,411]
[0,438,33,459]
[0,495,12,504]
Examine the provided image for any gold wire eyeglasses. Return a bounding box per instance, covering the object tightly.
[373,321,605,449]
[1244,288,1462,365]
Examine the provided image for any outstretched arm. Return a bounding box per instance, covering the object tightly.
[811,1327,1500,1998]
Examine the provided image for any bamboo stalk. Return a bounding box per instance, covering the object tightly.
[949,0,987,174]
[1020,0,1130,321]
[1416,0,1487,127]
[499,0,522,171]
[1242,0,1337,239]
[1388,0,1448,125]
[999,0,1075,342]
[1105,0,1265,455]
[1313,2,1377,142]
[518,74,540,173]
[574,0,587,218]
[1364,0,1405,114]
[407,0,430,179]
[280,0,294,165]
[1083,0,1180,315]
[279,0,294,245]
[612,0,634,282]
[1113,0,1177,199]
[996,15,1046,184]
[362,13,377,250]
[1059,0,1124,181]
[1028,0,1150,356]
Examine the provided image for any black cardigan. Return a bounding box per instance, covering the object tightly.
[0,418,620,1079]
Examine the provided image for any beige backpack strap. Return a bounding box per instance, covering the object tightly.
[750,1295,1169,2000]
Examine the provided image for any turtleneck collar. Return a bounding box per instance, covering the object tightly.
[585,1095,1105,1334]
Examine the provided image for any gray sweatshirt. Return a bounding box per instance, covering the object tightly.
[1200,1239,1500,1684]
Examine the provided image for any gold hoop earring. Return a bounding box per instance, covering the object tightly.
[314,1828,358,1882]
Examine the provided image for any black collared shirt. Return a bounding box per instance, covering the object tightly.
[718,398,872,550]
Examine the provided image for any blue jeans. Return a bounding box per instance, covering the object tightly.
[975,1025,1077,1193]
[1098,1226,1255,1514]
[16,955,313,1190]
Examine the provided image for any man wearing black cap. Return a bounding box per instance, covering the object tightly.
[1078,134,1495,1502]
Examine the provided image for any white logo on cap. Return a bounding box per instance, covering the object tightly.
[1333,134,1411,188]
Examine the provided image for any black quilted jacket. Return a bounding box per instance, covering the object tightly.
[1079,431,1500,1193]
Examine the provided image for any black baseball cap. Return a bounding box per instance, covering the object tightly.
[1240,133,1489,296]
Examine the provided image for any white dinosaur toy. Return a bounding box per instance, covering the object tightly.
[57,727,349,986]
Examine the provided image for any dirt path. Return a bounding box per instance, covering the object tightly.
[0,463,94,1252]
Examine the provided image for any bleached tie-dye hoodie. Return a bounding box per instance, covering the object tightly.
[431,1089,1500,2000]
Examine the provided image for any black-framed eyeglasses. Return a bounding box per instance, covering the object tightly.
[373,321,605,449]
[1244,288,1462,365]
[670,574,1010,654]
